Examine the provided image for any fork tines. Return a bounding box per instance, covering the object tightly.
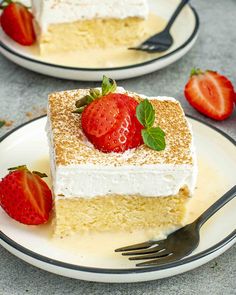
[115,240,157,253]
[115,239,173,266]
[129,42,170,53]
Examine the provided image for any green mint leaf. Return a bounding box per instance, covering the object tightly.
[136,99,155,128]
[0,120,5,128]
[102,75,117,96]
[142,127,166,151]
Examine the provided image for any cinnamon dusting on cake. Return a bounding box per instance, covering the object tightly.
[48,89,193,166]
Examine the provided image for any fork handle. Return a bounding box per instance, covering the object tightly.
[195,185,236,229]
[165,0,190,32]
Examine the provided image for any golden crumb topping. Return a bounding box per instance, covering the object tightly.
[48,89,193,166]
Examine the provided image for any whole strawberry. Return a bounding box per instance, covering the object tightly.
[73,76,166,153]
[184,68,235,121]
[0,0,36,45]
[0,165,52,225]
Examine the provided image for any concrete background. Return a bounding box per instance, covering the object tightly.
[0,0,235,294]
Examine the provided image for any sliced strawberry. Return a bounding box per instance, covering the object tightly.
[184,69,235,121]
[1,2,36,46]
[81,93,143,153]
[122,95,143,149]
[92,105,132,153]
[82,94,120,138]
[0,167,52,225]
[127,119,144,149]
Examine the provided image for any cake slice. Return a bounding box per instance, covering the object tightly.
[31,0,149,55]
[47,80,197,238]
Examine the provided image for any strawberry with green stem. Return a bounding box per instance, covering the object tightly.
[0,165,52,225]
[0,0,36,45]
[74,76,166,153]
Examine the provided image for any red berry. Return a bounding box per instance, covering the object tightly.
[82,94,120,137]
[0,168,52,225]
[121,95,143,149]
[92,104,132,153]
[1,2,36,46]
[184,69,235,121]
[81,93,143,153]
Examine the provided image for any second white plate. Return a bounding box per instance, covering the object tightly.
[0,0,199,81]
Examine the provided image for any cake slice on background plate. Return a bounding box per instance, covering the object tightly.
[47,77,197,238]
[31,0,149,55]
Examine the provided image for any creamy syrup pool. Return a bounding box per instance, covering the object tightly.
[30,14,167,68]
[31,155,229,267]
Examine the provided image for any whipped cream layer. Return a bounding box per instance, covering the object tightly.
[52,164,197,199]
[31,0,149,33]
[47,90,197,200]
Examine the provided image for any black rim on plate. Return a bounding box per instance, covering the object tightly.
[0,115,235,275]
[0,6,200,72]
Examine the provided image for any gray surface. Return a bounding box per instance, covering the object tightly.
[0,0,235,294]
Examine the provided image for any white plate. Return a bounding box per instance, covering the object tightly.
[0,116,235,283]
[0,0,199,81]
